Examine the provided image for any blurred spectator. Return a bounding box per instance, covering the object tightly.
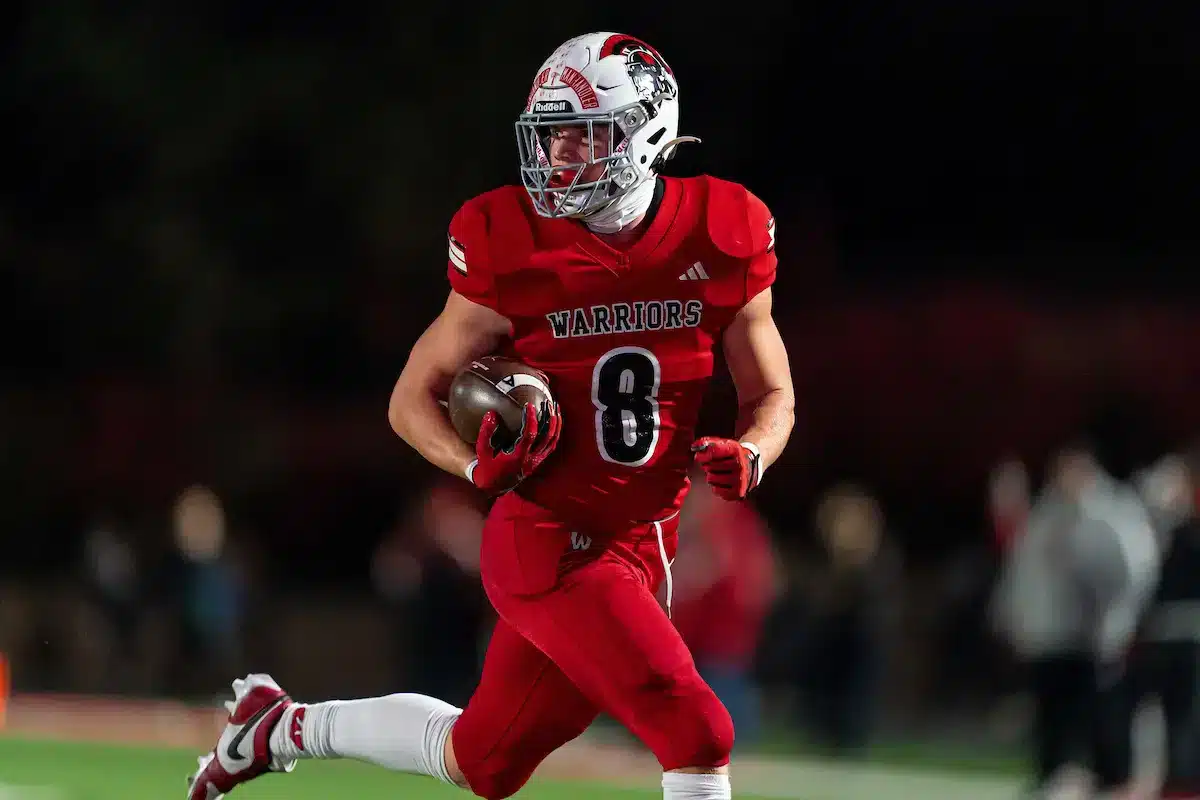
[373,476,488,708]
[991,443,1160,796]
[1133,444,1200,800]
[669,469,782,747]
[1134,453,1193,540]
[990,458,1031,554]
[801,483,896,756]
[80,513,140,690]
[934,540,1007,713]
[970,457,1036,703]
[160,485,247,698]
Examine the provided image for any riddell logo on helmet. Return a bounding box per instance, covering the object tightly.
[532,100,574,113]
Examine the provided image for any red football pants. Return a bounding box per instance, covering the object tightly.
[451,493,734,800]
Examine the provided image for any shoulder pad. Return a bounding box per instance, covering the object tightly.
[705,177,776,260]
[472,185,531,222]
[450,186,532,277]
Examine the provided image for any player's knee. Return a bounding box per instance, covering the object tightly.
[460,767,533,800]
[452,681,594,800]
[452,728,541,800]
[641,678,735,770]
[674,689,735,769]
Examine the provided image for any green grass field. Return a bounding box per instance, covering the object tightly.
[0,738,750,800]
[0,736,1032,800]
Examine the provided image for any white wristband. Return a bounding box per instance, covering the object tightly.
[739,441,764,488]
[465,458,479,486]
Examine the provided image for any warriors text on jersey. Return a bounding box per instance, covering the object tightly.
[446,175,776,531]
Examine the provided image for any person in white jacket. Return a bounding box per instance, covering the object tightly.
[992,444,1160,797]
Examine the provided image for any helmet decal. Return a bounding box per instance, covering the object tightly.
[598,36,676,105]
[552,66,599,110]
[598,35,674,77]
[525,69,550,112]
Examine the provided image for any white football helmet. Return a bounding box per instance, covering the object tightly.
[516,33,698,231]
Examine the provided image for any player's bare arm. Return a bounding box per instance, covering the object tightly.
[388,289,511,480]
[721,286,795,470]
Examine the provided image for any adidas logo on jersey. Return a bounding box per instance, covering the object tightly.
[678,262,709,281]
[546,299,703,339]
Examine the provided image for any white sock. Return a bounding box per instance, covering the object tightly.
[269,694,461,785]
[662,771,732,800]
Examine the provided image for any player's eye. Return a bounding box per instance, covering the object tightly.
[549,126,590,144]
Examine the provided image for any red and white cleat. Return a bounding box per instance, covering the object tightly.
[187,674,295,800]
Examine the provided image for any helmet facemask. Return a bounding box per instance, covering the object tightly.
[516,101,659,221]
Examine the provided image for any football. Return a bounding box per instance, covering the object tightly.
[448,356,556,450]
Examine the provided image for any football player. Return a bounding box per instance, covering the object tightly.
[189,31,794,800]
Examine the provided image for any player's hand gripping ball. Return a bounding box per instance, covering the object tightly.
[448,356,561,494]
[691,437,763,501]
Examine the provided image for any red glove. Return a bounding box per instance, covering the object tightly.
[467,402,561,494]
[691,437,763,501]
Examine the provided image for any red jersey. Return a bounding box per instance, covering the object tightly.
[446,176,776,531]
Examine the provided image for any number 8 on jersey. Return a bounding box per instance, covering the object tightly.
[592,347,662,467]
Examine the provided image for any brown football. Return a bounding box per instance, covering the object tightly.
[448,356,555,450]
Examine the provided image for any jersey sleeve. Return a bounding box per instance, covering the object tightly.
[742,192,777,305]
[706,179,778,306]
[445,199,497,310]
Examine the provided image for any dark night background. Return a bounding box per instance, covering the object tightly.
[0,1,1197,739]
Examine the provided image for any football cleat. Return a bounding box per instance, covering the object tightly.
[186,674,295,800]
